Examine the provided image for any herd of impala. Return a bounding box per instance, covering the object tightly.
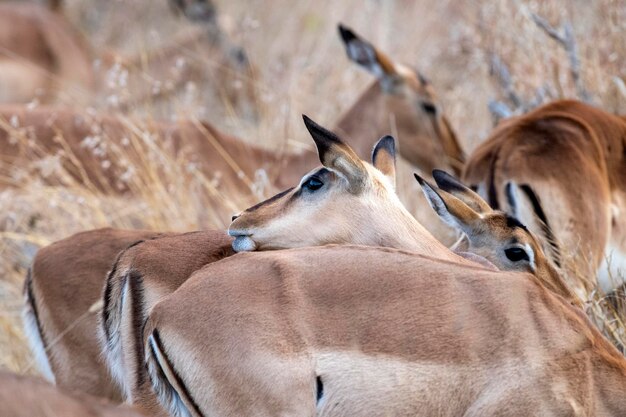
[1,0,626,416]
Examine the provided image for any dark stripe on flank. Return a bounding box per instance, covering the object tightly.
[487,155,500,210]
[243,187,294,213]
[102,239,146,340]
[24,268,49,353]
[421,101,437,114]
[150,329,205,417]
[316,376,324,403]
[519,184,562,268]
[128,271,146,387]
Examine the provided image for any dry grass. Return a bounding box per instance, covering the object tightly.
[0,0,625,373]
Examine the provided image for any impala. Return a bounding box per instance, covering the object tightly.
[416,169,578,306]
[335,24,465,176]
[23,228,169,400]
[18,115,417,403]
[0,0,255,112]
[99,116,469,412]
[4,24,460,192]
[0,370,145,417]
[0,2,93,103]
[144,243,626,417]
[463,100,626,296]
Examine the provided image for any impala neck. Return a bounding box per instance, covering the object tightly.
[376,201,460,261]
[536,259,581,308]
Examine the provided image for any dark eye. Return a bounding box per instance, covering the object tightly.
[302,177,323,191]
[504,247,530,262]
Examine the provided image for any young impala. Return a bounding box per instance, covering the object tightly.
[22,26,466,402]
[143,244,626,417]
[0,2,93,104]
[335,24,464,176]
[98,116,471,412]
[23,228,169,401]
[416,169,578,306]
[463,100,626,297]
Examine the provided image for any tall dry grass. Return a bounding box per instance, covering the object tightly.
[1,0,625,373]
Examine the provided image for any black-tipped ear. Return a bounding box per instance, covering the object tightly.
[415,173,481,231]
[302,114,344,163]
[433,169,492,214]
[414,173,454,226]
[302,115,366,193]
[433,170,466,193]
[337,24,396,77]
[338,23,357,44]
[372,135,396,187]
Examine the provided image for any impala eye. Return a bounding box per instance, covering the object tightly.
[302,177,323,191]
[504,247,530,262]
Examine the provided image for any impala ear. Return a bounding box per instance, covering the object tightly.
[414,173,480,233]
[338,23,397,80]
[302,115,367,194]
[371,135,396,188]
[432,170,492,214]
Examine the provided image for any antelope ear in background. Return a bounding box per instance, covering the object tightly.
[338,23,398,79]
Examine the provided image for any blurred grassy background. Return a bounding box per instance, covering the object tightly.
[1,0,625,374]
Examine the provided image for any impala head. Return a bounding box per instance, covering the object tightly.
[416,170,545,273]
[337,23,464,175]
[229,115,412,252]
[338,23,433,103]
[169,0,216,23]
[416,170,578,304]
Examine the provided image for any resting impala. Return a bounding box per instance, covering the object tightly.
[23,228,169,400]
[0,371,145,417]
[463,100,626,296]
[100,121,579,417]
[144,244,626,417]
[0,1,94,103]
[98,116,468,410]
[0,0,255,112]
[15,116,419,401]
[416,169,578,306]
[335,24,465,176]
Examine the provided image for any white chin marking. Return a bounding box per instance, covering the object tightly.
[232,236,257,252]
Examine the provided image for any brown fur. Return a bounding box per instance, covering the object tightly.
[417,171,579,306]
[20,114,447,404]
[24,228,168,401]
[335,25,464,176]
[100,121,469,414]
[0,3,94,104]
[100,231,234,409]
[464,100,626,295]
[144,245,626,417]
[0,371,146,417]
[0,105,314,193]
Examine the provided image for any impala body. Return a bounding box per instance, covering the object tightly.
[464,100,626,295]
[23,228,168,400]
[144,245,626,417]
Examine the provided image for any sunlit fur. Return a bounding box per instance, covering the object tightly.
[144,245,626,417]
[335,24,464,176]
[417,171,578,306]
[464,100,626,296]
[229,118,462,263]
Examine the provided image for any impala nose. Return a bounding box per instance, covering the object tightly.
[231,213,240,222]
